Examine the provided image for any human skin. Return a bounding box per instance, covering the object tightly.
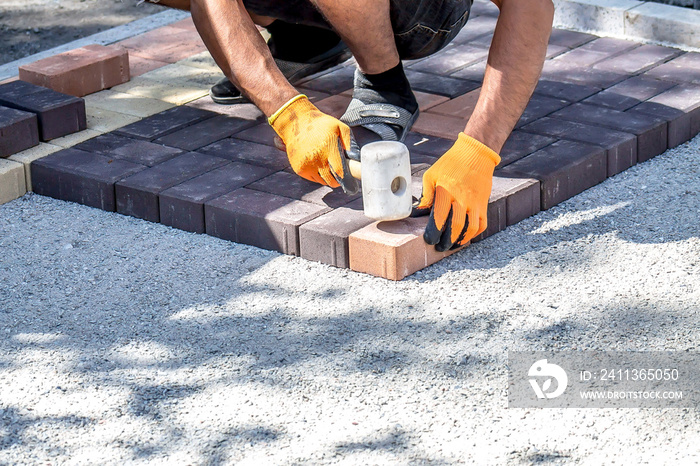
[152,0,552,153]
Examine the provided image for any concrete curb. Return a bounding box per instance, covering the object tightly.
[0,9,191,81]
[553,0,700,50]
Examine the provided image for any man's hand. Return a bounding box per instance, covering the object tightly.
[270,95,359,193]
[412,133,500,251]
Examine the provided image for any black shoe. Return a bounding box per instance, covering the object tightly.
[210,36,352,105]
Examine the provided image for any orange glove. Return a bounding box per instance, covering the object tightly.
[269,94,358,193]
[412,132,500,251]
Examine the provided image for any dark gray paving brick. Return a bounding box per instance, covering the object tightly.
[198,137,290,170]
[114,105,217,141]
[159,162,273,233]
[154,114,259,151]
[0,106,39,157]
[204,188,330,255]
[246,170,359,208]
[31,148,146,211]
[116,151,228,222]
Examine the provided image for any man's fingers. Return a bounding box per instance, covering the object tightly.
[435,208,455,252]
[449,201,467,245]
[451,214,471,250]
[461,209,481,243]
[318,167,341,188]
[431,186,452,231]
[423,206,445,245]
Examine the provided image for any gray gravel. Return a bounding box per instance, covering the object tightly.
[1,134,699,465]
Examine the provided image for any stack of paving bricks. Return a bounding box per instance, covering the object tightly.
[0,80,87,205]
[4,6,700,279]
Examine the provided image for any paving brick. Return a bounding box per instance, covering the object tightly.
[315,95,352,119]
[541,60,627,88]
[18,45,130,97]
[299,205,375,268]
[154,114,260,151]
[8,142,62,191]
[175,51,221,74]
[404,132,455,157]
[116,26,207,64]
[348,216,459,280]
[516,94,570,128]
[552,103,667,162]
[546,44,569,59]
[629,84,700,147]
[426,88,481,118]
[115,152,228,222]
[128,55,169,78]
[84,90,175,118]
[185,98,265,122]
[32,148,146,210]
[0,159,27,205]
[469,0,500,18]
[410,44,489,75]
[246,170,358,208]
[0,106,39,158]
[110,76,209,106]
[551,48,614,68]
[411,112,464,140]
[533,80,600,102]
[139,63,221,90]
[451,15,498,45]
[75,133,182,166]
[498,140,607,210]
[85,106,140,133]
[0,81,86,141]
[50,129,102,149]
[594,44,680,75]
[298,66,355,95]
[644,54,700,85]
[231,124,279,147]
[577,37,640,56]
[449,60,487,83]
[205,188,329,255]
[198,137,290,170]
[548,29,596,49]
[499,130,555,167]
[406,70,480,98]
[522,117,637,177]
[414,91,450,112]
[159,162,272,233]
[114,105,216,140]
[583,76,675,111]
[491,175,541,226]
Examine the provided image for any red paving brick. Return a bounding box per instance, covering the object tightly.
[19,45,129,97]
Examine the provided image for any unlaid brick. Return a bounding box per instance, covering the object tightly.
[205,188,330,255]
[552,103,667,162]
[159,162,272,233]
[498,140,607,210]
[32,148,146,211]
[18,45,130,97]
[348,216,460,281]
[299,205,375,268]
[0,159,27,205]
[0,106,39,158]
[522,117,637,177]
[116,151,228,222]
[199,137,290,170]
[115,105,216,140]
[0,81,86,141]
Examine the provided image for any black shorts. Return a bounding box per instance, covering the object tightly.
[242,0,473,60]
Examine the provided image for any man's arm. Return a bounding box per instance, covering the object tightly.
[414,0,554,250]
[466,0,554,152]
[189,0,298,116]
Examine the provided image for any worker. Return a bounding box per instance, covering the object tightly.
[143,0,554,251]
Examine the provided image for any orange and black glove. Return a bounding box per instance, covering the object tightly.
[269,94,358,194]
[412,132,500,251]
